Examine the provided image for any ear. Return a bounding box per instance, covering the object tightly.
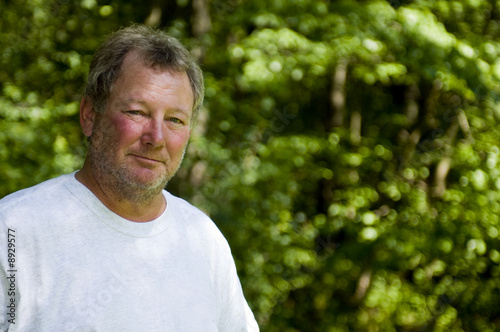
[80,97,96,137]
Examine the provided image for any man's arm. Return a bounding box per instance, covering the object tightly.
[217,251,259,332]
[1,219,13,331]
[0,265,11,332]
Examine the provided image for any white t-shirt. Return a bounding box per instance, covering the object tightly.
[0,173,258,331]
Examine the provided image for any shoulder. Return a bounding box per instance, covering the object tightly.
[0,174,72,214]
[163,190,231,252]
[164,191,211,221]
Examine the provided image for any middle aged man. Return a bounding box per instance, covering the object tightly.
[0,25,258,331]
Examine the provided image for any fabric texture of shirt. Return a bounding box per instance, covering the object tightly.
[0,173,258,331]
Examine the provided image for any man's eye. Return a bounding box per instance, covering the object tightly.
[128,110,142,115]
[169,118,183,124]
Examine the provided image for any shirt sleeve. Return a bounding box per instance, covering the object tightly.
[216,248,259,332]
[0,213,15,332]
[0,265,9,331]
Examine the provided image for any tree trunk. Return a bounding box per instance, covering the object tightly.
[329,59,348,129]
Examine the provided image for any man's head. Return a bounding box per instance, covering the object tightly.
[83,25,204,122]
[78,25,202,205]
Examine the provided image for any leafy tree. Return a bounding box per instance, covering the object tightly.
[3,0,500,330]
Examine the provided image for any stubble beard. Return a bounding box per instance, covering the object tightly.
[88,121,186,205]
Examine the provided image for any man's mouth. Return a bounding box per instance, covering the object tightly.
[130,154,165,164]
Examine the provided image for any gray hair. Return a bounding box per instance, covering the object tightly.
[83,25,204,122]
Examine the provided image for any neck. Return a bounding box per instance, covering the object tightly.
[75,159,166,222]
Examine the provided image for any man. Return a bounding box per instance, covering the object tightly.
[0,25,258,331]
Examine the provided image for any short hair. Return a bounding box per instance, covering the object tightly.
[83,25,204,122]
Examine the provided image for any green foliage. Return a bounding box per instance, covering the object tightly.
[3,0,500,330]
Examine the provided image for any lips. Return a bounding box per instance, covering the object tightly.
[130,154,165,164]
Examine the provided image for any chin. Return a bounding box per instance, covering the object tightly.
[132,172,170,189]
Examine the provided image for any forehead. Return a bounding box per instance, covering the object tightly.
[111,51,194,107]
[118,51,181,80]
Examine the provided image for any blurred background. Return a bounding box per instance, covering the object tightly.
[2,0,500,330]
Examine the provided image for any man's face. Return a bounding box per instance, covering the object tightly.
[85,51,194,201]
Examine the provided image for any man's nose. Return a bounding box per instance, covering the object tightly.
[141,118,165,147]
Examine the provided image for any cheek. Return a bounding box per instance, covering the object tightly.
[167,131,191,152]
[108,118,143,145]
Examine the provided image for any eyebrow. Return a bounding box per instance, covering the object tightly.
[121,98,191,117]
